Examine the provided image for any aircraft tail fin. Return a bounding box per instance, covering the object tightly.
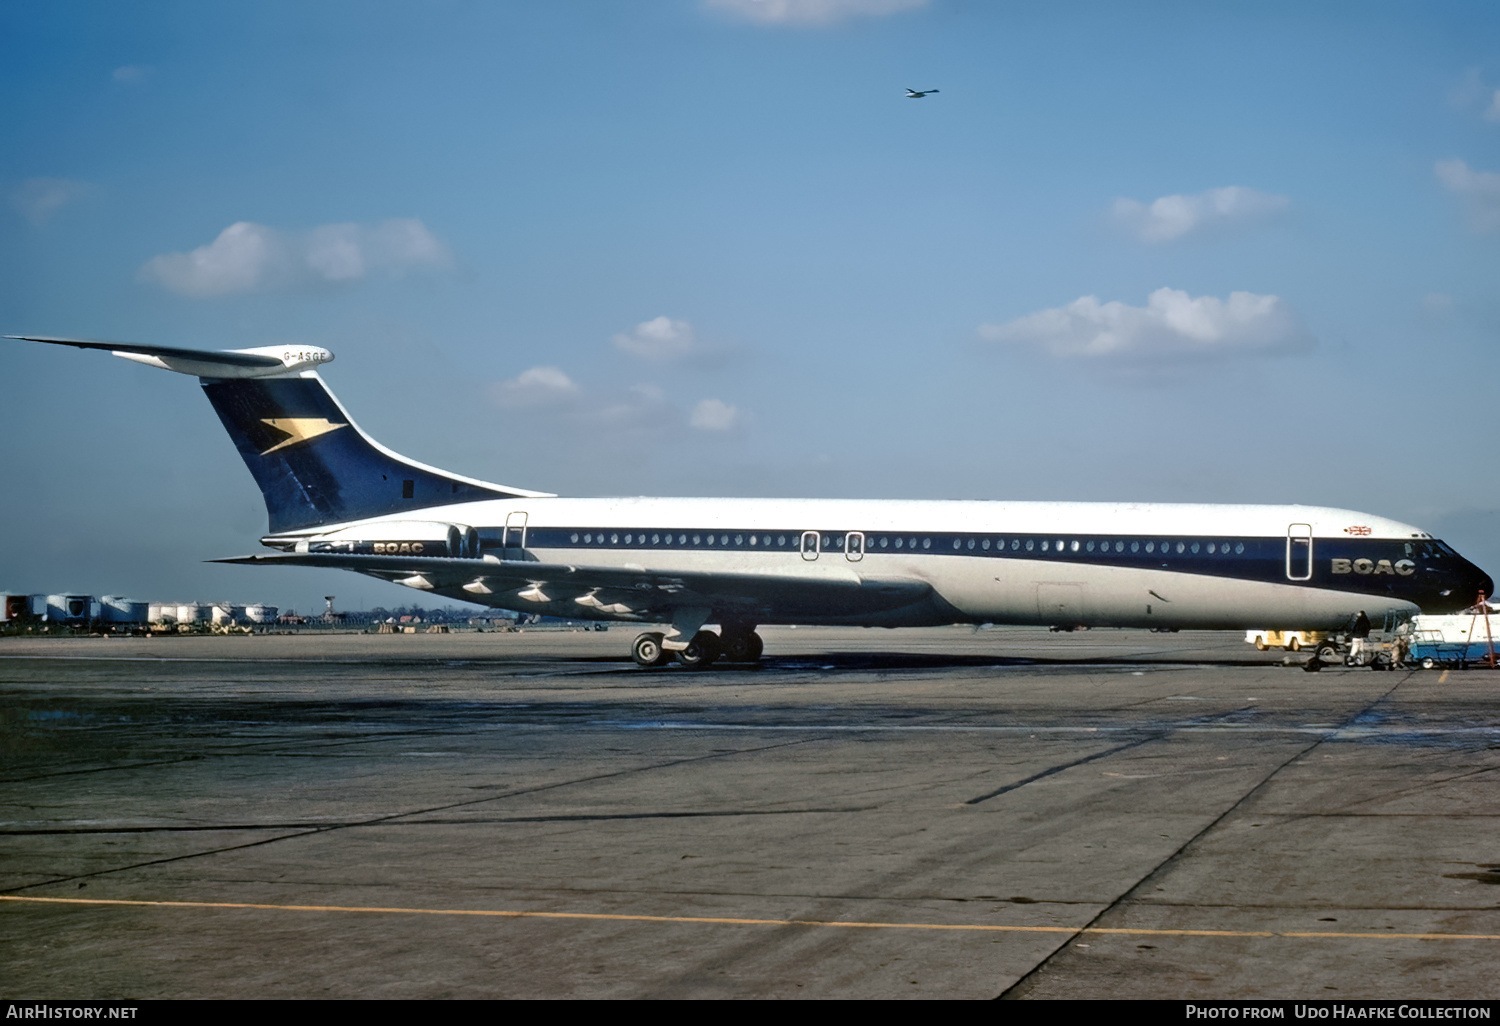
[201,372,545,534]
[8,335,548,533]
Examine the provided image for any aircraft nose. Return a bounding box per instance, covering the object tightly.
[1475,567,1496,606]
[1455,558,1494,609]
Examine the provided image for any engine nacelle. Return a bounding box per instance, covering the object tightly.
[267,521,481,558]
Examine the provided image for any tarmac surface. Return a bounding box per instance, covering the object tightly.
[1,625,1498,1000]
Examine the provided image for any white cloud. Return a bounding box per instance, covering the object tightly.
[1450,69,1500,122]
[11,177,91,225]
[690,398,740,431]
[1435,159,1500,233]
[980,287,1312,361]
[488,367,746,446]
[139,218,453,296]
[612,316,697,360]
[489,366,580,408]
[1112,186,1288,243]
[704,0,927,26]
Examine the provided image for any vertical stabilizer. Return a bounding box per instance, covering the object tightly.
[201,371,543,533]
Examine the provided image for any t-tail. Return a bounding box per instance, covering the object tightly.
[8,335,548,533]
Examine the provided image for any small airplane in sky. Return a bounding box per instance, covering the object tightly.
[905,88,939,98]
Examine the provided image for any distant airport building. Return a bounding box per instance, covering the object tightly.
[101,596,148,624]
[1,594,44,623]
[245,603,279,624]
[211,603,246,626]
[47,594,100,625]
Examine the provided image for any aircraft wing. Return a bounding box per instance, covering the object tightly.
[214,552,933,620]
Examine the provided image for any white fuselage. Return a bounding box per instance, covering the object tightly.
[279,496,1472,631]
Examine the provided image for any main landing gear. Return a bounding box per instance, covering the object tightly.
[631,627,764,669]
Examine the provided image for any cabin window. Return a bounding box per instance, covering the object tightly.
[1026,540,1035,552]
[1130,541,1139,553]
[1191,542,1200,554]
[1176,542,1186,554]
[923,538,931,549]
[571,533,579,543]
[611,533,619,544]
[1235,542,1245,554]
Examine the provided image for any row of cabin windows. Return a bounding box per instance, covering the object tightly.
[570,532,794,547]
[558,531,1250,556]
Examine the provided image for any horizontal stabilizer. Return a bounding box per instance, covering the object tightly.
[7,335,330,378]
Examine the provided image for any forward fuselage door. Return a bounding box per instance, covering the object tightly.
[1286,523,1313,581]
[845,531,865,562]
[504,511,528,560]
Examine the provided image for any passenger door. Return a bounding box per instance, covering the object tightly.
[1286,523,1313,581]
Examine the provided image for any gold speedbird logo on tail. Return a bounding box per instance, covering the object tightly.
[258,418,347,455]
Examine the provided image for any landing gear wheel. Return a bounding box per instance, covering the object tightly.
[719,630,764,664]
[633,632,671,667]
[674,630,721,669]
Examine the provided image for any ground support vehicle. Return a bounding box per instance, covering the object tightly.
[1409,633,1498,670]
[1245,629,1330,652]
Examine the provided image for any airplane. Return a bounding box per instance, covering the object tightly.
[9,334,1493,668]
[905,88,939,98]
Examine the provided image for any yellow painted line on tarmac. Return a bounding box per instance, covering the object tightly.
[1440,669,1450,683]
[3,894,1499,942]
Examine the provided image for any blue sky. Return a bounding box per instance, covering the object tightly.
[3,0,1499,613]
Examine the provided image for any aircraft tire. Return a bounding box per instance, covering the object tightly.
[633,632,670,667]
[720,630,764,664]
[674,630,720,669]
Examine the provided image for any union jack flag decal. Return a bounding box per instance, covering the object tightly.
[1345,525,1372,536]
